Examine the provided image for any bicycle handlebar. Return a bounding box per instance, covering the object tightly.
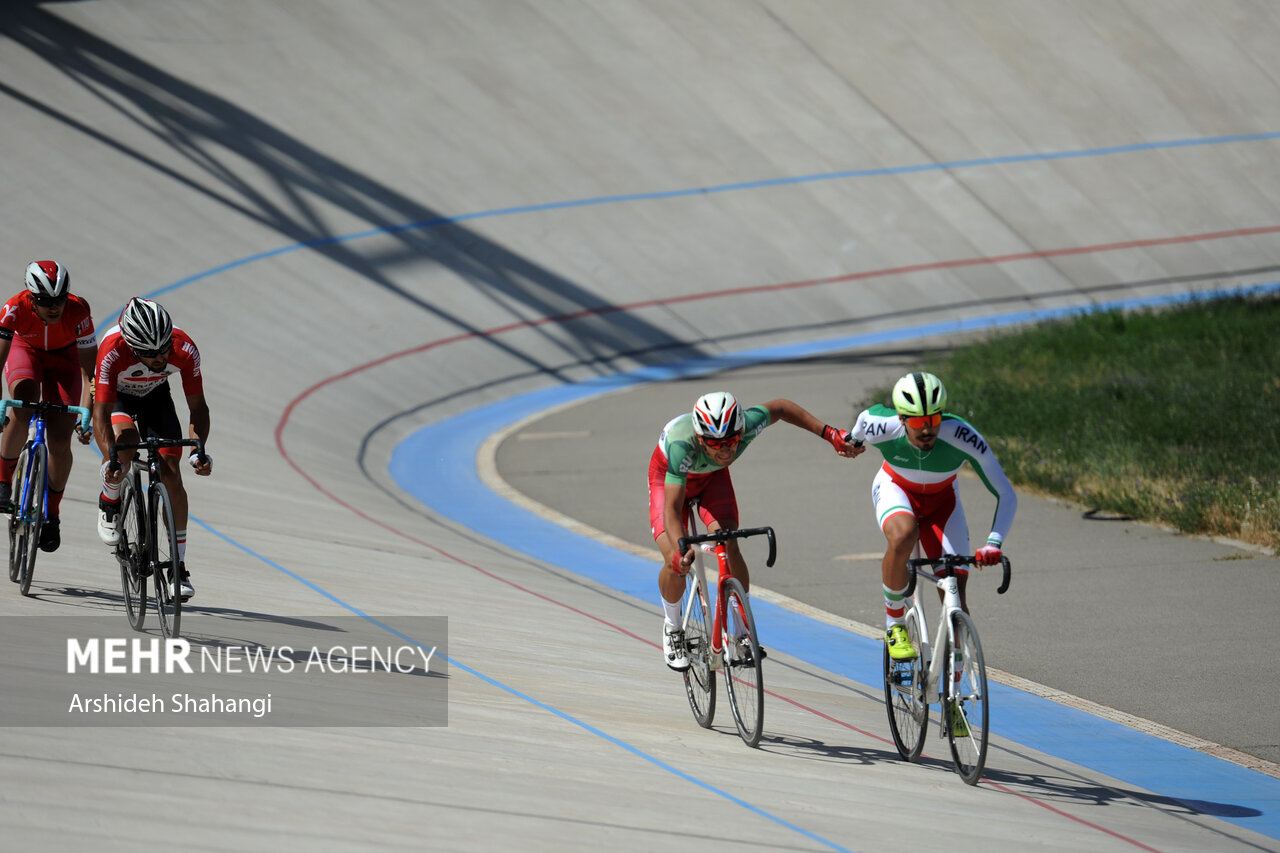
[109,437,207,472]
[0,398,92,436]
[904,554,1012,598]
[678,526,777,568]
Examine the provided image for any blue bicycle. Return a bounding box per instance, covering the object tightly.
[0,399,91,596]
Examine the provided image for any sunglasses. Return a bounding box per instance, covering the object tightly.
[702,434,741,450]
[902,413,942,429]
[32,295,68,309]
[132,344,170,359]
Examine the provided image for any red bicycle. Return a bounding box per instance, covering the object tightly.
[676,510,774,748]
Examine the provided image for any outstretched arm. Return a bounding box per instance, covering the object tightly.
[761,398,860,457]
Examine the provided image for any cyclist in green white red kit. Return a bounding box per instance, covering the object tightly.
[847,372,1016,662]
[650,391,858,670]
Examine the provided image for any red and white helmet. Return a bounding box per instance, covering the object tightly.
[25,260,70,301]
[692,391,743,439]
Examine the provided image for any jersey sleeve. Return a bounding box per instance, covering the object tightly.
[948,420,1018,546]
[72,300,97,349]
[0,296,22,341]
[663,438,698,486]
[851,404,902,445]
[176,336,204,396]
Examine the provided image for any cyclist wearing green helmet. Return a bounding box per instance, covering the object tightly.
[846,372,1017,661]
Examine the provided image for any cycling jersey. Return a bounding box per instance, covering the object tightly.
[95,324,203,402]
[0,292,95,351]
[656,406,771,485]
[851,403,1016,547]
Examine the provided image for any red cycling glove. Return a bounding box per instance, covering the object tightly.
[822,424,852,453]
[974,544,1002,566]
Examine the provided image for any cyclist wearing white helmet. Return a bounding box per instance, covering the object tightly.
[92,297,212,601]
[847,372,1017,661]
[0,261,98,552]
[650,390,858,670]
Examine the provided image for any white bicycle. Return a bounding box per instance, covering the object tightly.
[883,552,1011,785]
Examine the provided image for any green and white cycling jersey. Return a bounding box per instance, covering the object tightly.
[658,405,771,485]
[851,403,1017,546]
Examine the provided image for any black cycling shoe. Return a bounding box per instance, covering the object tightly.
[38,517,60,553]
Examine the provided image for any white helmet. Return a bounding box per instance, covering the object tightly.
[691,391,743,439]
[25,260,70,302]
[118,297,173,353]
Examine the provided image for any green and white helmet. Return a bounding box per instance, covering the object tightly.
[891,372,947,417]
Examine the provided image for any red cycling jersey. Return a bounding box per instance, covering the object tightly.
[95,325,204,403]
[0,292,96,351]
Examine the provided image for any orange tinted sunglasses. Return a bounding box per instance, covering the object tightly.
[702,434,741,449]
[903,413,941,429]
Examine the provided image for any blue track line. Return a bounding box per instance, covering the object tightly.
[142,131,1280,298]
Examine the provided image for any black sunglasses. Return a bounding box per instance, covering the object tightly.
[132,343,170,359]
[32,295,68,308]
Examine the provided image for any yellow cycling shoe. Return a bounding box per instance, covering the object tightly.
[885,624,917,661]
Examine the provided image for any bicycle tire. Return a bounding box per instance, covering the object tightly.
[720,577,764,747]
[149,482,182,638]
[682,574,716,728]
[116,474,147,630]
[884,610,928,762]
[17,444,47,597]
[945,609,989,785]
[7,451,25,585]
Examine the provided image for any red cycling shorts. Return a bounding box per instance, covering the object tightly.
[648,446,738,540]
[3,341,83,405]
[871,465,971,571]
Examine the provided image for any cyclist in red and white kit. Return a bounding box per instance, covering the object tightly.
[93,298,211,600]
[0,261,97,553]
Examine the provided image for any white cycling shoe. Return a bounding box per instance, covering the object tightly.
[663,625,689,672]
[97,506,120,547]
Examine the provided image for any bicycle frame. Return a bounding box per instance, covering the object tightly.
[680,512,776,666]
[0,399,92,519]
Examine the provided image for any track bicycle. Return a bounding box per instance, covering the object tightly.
[883,552,1011,785]
[109,436,206,638]
[675,509,775,748]
[0,399,91,597]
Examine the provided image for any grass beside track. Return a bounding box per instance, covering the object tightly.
[921,294,1280,551]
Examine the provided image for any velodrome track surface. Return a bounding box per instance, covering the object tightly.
[3,2,1280,851]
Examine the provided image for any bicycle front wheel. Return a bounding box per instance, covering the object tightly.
[16,445,46,597]
[149,482,182,638]
[7,450,26,585]
[945,610,989,785]
[884,611,928,762]
[116,475,147,630]
[720,577,763,747]
[682,575,716,728]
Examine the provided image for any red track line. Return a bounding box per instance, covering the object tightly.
[273,226,1272,850]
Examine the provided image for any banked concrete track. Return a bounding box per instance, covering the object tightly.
[2,3,1279,851]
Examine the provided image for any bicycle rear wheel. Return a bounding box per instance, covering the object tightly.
[884,611,928,762]
[682,575,716,728]
[149,482,182,638]
[116,475,147,630]
[720,577,763,747]
[16,445,46,597]
[945,610,989,785]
